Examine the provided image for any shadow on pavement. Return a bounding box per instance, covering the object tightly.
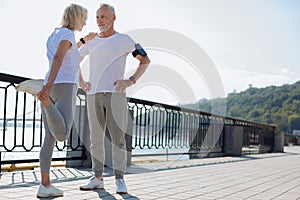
[93,189,140,200]
[1,150,298,190]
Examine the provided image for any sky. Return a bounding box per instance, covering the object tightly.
[1,0,300,105]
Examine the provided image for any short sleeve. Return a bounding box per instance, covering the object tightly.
[122,34,136,54]
[60,30,76,47]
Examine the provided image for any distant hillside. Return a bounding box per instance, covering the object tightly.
[180,81,300,133]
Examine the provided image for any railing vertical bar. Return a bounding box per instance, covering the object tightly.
[3,88,8,150]
[22,94,26,149]
[13,89,19,150]
[32,99,37,148]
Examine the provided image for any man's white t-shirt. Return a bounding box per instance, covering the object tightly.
[45,27,80,84]
[79,32,135,94]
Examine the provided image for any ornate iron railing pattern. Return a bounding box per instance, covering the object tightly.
[0,73,86,170]
[128,98,225,152]
[0,72,276,168]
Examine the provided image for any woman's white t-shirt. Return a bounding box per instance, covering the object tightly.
[44,27,80,84]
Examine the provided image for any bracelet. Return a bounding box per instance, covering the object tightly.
[80,38,86,44]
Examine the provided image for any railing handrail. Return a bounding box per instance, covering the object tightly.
[0,72,29,84]
[128,97,276,129]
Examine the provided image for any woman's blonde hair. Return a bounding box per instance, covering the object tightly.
[61,4,88,31]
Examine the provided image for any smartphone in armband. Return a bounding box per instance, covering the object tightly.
[132,43,147,57]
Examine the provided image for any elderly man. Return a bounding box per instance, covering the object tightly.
[79,3,150,194]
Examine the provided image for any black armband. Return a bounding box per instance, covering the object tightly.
[132,43,147,57]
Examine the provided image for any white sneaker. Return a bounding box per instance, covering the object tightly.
[36,184,63,198]
[15,79,44,96]
[79,177,104,190]
[116,179,127,194]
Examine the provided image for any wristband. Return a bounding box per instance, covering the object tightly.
[80,38,86,44]
[129,76,136,84]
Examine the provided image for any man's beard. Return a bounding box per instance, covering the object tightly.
[99,23,112,32]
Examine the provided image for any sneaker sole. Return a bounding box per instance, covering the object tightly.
[79,186,104,191]
[37,193,63,198]
[116,191,128,194]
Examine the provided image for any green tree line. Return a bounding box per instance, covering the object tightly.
[181,81,300,133]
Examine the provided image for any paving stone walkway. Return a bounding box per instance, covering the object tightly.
[1,146,300,199]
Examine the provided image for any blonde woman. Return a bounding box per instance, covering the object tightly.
[17,3,95,197]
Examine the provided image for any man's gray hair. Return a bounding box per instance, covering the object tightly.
[100,3,115,15]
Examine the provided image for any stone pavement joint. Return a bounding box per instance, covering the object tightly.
[0,146,300,199]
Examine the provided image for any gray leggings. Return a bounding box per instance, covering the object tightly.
[39,83,77,172]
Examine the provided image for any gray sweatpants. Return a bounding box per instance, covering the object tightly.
[39,83,77,172]
[87,92,128,178]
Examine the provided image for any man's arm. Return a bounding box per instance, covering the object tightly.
[129,54,150,83]
[114,54,150,92]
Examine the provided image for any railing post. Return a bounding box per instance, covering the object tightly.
[224,125,243,156]
[273,132,284,152]
[66,105,91,168]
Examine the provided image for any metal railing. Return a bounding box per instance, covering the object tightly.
[1,72,276,170]
[285,133,300,146]
[0,73,86,169]
[128,98,225,157]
